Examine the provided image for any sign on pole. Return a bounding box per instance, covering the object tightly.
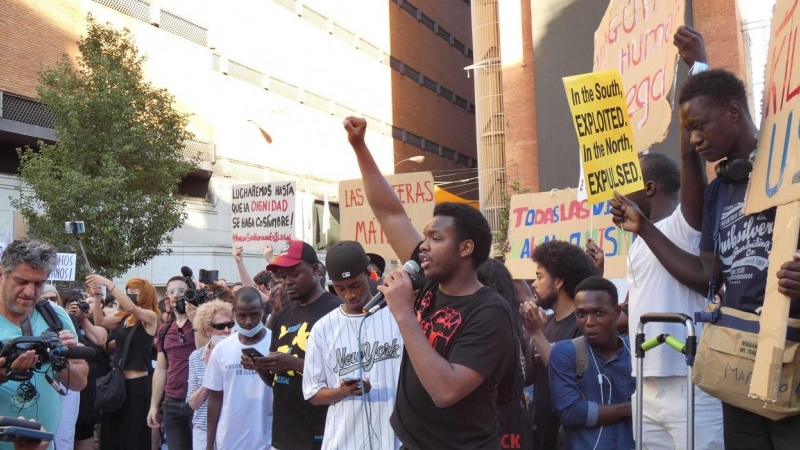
[504,189,632,279]
[745,0,800,403]
[564,70,645,204]
[593,0,685,151]
[231,182,296,254]
[48,253,77,281]
[339,172,435,260]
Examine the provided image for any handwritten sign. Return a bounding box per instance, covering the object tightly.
[564,70,645,204]
[744,0,800,404]
[231,182,296,254]
[504,189,633,279]
[745,0,800,213]
[48,253,76,281]
[339,172,435,260]
[593,0,685,151]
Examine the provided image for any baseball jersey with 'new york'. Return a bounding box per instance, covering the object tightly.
[303,306,403,450]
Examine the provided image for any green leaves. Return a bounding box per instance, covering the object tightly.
[12,15,195,279]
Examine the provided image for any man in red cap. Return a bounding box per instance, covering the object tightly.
[248,239,342,450]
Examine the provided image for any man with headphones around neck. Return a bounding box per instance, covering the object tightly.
[549,277,634,450]
[611,67,800,448]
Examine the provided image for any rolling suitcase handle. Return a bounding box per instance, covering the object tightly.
[635,313,697,450]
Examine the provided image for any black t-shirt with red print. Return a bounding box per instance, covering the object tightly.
[390,271,514,449]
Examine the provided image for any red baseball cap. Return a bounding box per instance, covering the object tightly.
[267,240,320,271]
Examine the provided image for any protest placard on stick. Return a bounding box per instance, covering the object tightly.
[504,189,632,279]
[339,172,435,260]
[564,70,645,204]
[746,0,800,403]
[231,182,296,254]
[593,0,685,151]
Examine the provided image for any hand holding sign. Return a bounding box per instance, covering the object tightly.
[776,252,800,299]
[610,190,647,234]
[673,26,707,67]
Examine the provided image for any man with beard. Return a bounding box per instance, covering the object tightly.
[548,277,634,450]
[147,275,197,449]
[206,287,273,449]
[252,240,341,450]
[302,240,403,449]
[522,240,599,450]
[345,117,514,449]
[0,239,88,450]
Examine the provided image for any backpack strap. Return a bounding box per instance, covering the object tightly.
[36,300,63,333]
[157,320,174,364]
[572,335,589,380]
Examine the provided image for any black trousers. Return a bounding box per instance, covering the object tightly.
[722,402,800,450]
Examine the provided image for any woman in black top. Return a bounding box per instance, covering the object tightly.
[88,275,160,450]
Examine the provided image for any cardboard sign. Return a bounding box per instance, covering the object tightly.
[564,70,645,204]
[745,0,800,214]
[231,182,296,254]
[504,189,633,279]
[593,0,685,152]
[48,253,76,281]
[746,0,800,403]
[339,172,435,260]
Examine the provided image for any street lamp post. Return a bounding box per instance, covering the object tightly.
[395,155,426,168]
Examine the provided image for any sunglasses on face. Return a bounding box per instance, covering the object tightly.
[210,321,235,330]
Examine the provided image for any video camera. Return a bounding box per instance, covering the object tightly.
[176,267,219,311]
[0,332,95,382]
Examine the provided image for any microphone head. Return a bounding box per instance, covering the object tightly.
[402,260,421,275]
[180,266,193,278]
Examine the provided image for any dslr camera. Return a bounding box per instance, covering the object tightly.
[175,268,219,314]
[0,332,93,381]
[184,269,219,306]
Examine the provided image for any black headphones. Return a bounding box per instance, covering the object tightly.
[714,156,753,183]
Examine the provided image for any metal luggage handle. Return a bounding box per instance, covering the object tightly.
[635,313,697,450]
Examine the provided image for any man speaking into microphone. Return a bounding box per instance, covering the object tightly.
[345,117,514,449]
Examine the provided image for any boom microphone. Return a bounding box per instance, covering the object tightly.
[181,266,193,279]
[363,260,423,316]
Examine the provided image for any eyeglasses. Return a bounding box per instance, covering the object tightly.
[210,321,235,331]
[41,296,58,302]
[167,287,187,296]
[177,327,186,345]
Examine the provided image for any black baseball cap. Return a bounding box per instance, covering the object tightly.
[326,241,370,281]
[366,253,386,274]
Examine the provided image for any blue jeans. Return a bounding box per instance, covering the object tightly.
[163,397,194,450]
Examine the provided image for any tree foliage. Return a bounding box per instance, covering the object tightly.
[13,15,195,278]
[494,180,531,253]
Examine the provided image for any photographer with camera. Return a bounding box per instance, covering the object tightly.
[0,239,89,450]
[87,275,159,450]
[62,290,109,450]
[147,274,197,450]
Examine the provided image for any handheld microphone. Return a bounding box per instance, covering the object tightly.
[363,260,423,316]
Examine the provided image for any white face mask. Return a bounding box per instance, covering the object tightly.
[237,320,265,338]
[209,335,228,347]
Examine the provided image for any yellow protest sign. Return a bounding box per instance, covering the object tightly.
[504,189,633,280]
[564,70,645,204]
[593,0,685,152]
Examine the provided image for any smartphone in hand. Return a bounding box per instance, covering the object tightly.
[242,347,264,358]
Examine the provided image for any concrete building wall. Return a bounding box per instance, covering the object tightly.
[0,0,476,284]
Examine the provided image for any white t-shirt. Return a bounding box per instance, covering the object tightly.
[203,331,274,449]
[627,206,707,377]
[303,306,403,450]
